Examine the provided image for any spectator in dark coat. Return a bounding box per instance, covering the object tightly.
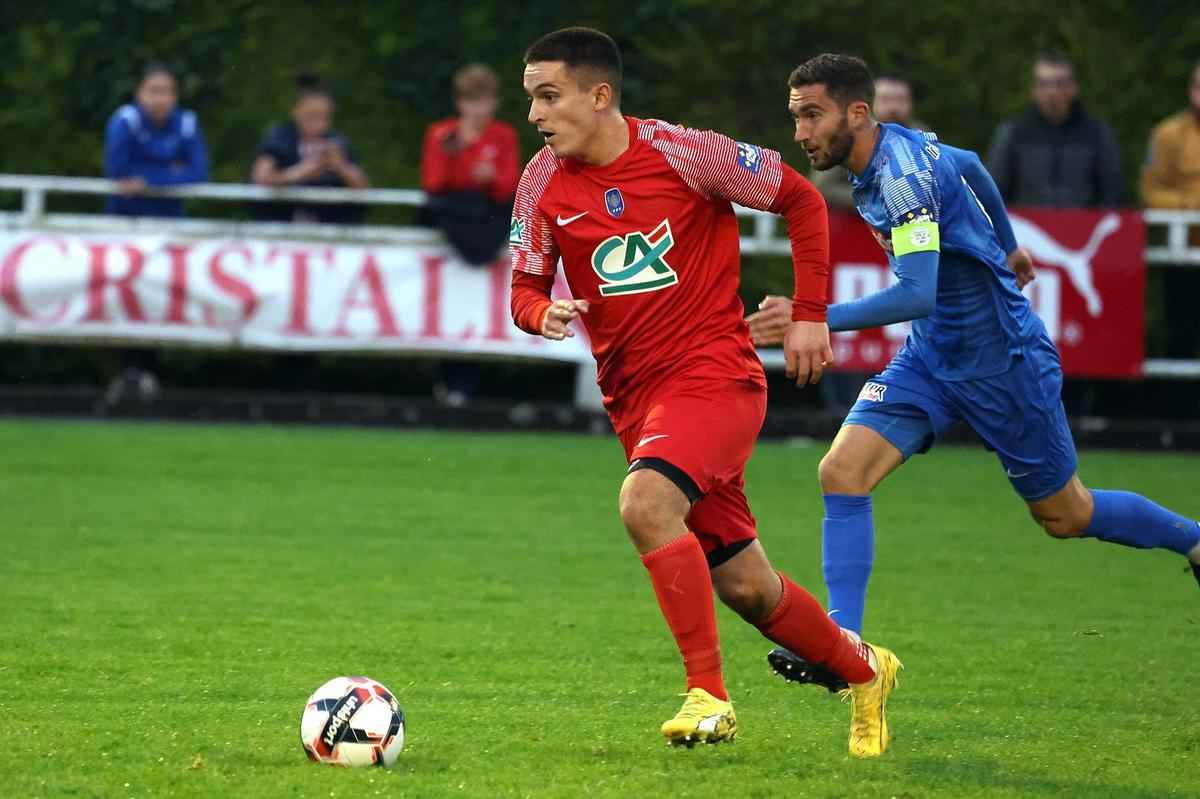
[986,52,1122,207]
[251,72,369,224]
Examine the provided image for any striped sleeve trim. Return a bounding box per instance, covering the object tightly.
[510,148,561,276]
[641,118,782,209]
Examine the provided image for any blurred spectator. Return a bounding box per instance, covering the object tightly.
[1142,60,1200,358]
[419,64,520,408]
[420,63,520,265]
[986,53,1122,207]
[810,75,924,209]
[1141,60,1200,210]
[103,63,209,403]
[104,63,209,217]
[251,72,369,224]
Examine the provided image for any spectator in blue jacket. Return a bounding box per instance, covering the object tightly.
[104,63,209,217]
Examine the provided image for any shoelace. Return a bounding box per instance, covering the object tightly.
[674,692,725,721]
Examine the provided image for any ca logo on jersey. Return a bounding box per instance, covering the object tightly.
[591,219,678,296]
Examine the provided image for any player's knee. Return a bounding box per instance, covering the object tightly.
[1031,491,1094,539]
[1033,510,1090,539]
[618,481,677,541]
[818,450,870,494]
[714,575,772,623]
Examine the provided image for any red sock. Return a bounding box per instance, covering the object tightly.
[755,572,875,684]
[640,534,727,700]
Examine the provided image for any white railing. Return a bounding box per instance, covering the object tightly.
[2,174,1200,379]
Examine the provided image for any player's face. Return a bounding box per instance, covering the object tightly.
[524,61,601,159]
[788,84,856,171]
[136,72,177,124]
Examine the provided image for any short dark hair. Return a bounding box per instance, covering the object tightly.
[788,54,875,108]
[140,62,175,84]
[294,69,332,102]
[524,27,623,103]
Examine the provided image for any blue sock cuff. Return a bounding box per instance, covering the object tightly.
[1085,489,1113,537]
[823,493,872,519]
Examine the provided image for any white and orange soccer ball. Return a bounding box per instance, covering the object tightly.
[300,676,406,767]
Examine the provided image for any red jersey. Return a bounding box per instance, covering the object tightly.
[420,118,521,203]
[510,116,827,429]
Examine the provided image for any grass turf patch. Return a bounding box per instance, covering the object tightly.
[0,420,1195,797]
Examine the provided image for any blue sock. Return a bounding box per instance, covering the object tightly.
[1085,489,1200,556]
[822,494,874,635]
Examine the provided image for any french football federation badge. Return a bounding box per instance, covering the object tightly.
[604,187,624,218]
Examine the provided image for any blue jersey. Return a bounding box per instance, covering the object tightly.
[849,123,1039,380]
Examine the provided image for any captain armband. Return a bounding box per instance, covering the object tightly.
[890,214,940,257]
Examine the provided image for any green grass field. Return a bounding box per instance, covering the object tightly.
[1,420,1196,798]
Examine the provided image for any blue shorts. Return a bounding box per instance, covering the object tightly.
[842,334,1077,501]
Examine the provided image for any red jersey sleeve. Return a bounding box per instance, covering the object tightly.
[770,164,830,322]
[509,149,561,277]
[644,120,783,209]
[420,120,454,194]
[510,270,555,335]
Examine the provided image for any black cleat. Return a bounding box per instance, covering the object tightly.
[767,647,849,693]
[1191,562,1200,589]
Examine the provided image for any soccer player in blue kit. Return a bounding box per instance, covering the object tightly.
[748,54,1200,691]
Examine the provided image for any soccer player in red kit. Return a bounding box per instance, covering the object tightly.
[509,27,901,756]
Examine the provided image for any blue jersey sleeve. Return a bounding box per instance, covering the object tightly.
[827,249,938,331]
[103,109,136,179]
[942,144,1017,254]
[879,137,941,228]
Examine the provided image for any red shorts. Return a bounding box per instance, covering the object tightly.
[616,378,767,564]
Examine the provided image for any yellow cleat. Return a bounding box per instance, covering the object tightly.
[845,644,902,758]
[660,687,737,747]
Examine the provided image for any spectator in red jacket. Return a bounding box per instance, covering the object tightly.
[420,64,520,265]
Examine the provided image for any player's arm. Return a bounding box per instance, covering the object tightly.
[675,128,833,384]
[827,246,938,332]
[943,144,1034,288]
[769,164,834,385]
[943,145,1016,252]
[508,162,587,340]
[828,160,943,331]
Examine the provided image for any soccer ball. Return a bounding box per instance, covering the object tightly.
[300,676,406,767]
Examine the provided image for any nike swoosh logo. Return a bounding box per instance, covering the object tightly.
[1006,469,1031,478]
[636,434,669,448]
[556,211,588,226]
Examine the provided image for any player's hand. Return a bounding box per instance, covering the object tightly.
[784,320,834,387]
[1009,247,1036,289]
[115,177,148,196]
[745,295,792,346]
[540,298,590,340]
[870,227,894,254]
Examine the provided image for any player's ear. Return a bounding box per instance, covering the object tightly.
[592,82,614,112]
[847,100,871,128]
